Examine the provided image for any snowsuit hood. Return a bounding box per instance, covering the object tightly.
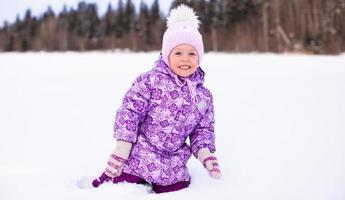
[153,55,205,104]
[153,54,205,87]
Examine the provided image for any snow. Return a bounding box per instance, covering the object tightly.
[0,52,345,200]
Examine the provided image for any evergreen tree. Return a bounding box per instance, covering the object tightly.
[148,0,165,49]
[150,0,161,23]
[192,0,207,23]
[223,0,260,28]
[114,0,125,37]
[1,21,14,51]
[170,0,190,9]
[87,3,100,38]
[21,9,34,50]
[124,0,136,33]
[76,2,87,37]
[137,1,150,49]
[56,5,69,51]
[43,6,55,19]
[104,3,115,36]
[67,8,77,33]
[204,0,216,31]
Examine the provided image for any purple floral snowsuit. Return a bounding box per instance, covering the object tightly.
[113,56,216,186]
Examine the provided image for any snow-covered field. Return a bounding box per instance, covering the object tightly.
[0,52,344,200]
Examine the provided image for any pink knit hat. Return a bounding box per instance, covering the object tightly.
[161,4,204,65]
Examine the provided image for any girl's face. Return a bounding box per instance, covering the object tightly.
[168,44,199,77]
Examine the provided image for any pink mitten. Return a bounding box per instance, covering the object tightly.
[92,172,111,187]
[91,154,127,188]
[105,154,128,178]
[197,148,222,180]
[203,156,221,179]
[92,141,132,188]
[105,140,132,178]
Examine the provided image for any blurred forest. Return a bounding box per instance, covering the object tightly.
[0,0,344,54]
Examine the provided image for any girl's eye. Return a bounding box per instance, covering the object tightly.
[189,52,196,56]
[174,52,182,55]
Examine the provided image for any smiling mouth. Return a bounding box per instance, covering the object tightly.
[179,65,191,70]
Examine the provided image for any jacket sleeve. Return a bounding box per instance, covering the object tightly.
[113,73,152,143]
[189,95,216,158]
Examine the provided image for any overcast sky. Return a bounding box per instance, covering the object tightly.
[0,0,172,25]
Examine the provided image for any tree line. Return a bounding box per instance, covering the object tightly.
[0,0,344,54]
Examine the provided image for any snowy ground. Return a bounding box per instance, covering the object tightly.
[0,52,344,200]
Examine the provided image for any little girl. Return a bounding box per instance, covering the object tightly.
[92,4,221,193]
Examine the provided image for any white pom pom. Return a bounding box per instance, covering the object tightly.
[167,4,200,29]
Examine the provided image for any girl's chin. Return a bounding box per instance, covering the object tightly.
[171,68,197,78]
[176,72,192,77]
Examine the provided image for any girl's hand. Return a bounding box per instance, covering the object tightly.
[91,154,127,188]
[105,140,132,178]
[104,154,127,178]
[197,148,222,180]
[92,141,132,188]
[91,172,111,187]
[203,156,222,179]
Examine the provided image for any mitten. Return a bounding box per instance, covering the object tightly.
[104,153,128,178]
[104,140,132,177]
[92,172,111,187]
[197,148,222,179]
[92,140,132,187]
[202,156,221,179]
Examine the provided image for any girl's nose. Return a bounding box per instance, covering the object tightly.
[181,54,189,61]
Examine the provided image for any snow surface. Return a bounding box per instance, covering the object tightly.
[0,52,344,200]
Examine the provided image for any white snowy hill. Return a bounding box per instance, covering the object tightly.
[0,52,344,200]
